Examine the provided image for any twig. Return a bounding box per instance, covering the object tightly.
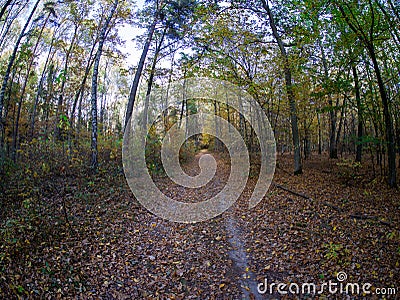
[272,182,311,200]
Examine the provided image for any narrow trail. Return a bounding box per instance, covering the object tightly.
[179,150,267,299]
[5,151,398,298]
[225,215,264,300]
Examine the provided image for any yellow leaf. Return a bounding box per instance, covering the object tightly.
[219,283,225,289]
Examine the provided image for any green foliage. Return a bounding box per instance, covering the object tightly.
[55,69,67,83]
[336,158,362,181]
[323,242,350,265]
[323,242,343,260]
[145,126,163,174]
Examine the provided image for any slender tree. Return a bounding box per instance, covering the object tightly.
[337,1,397,187]
[124,15,158,130]
[0,0,13,22]
[260,0,302,174]
[0,0,41,130]
[90,0,119,170]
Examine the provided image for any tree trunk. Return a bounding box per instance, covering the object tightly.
[261,0,302,174]
[12,11,51,160]
[319,39,337,159]
[70,42,96,125]
[352,64,363,162]
[335,95,346,155]
[142,27,166,130]
[368,43,397,187]
[99,60,109,133]
[90,0,118,171]
[30,30,56,138]
[338,3,397,187]
[0,0,25,50]
[124,15,158,130]
[317,111,322,154]
[0,0,13,23]
[54,24,78,140]
[0,0,40,130]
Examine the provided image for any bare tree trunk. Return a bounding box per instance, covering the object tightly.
[90,0,118,171]
[261,0,302,174]
[0,0,40,132]
[125,15,158,130]
[352,64,363,162]
[54,24,78,140]
[319,39,337,159]
[0,0,13,23]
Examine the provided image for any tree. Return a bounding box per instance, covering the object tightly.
[260,0,302,174]
[0,0,41,138]
[90,0,119,170]
[124,0,198,130]
[0,0,13,22]
[336,0,397,187]
[124,5,159,130]
[11,1,57,161]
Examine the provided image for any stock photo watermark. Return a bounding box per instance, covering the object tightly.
[122,77,276,223]
[257,271,398,296]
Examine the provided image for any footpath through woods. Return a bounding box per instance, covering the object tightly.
[0,151,399,298]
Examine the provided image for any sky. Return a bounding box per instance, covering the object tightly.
[117,0,146,67]
[118,23,146,67]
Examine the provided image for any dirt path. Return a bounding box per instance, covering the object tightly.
[225,216,264,300]
[1,152,399,298]
[179,151,267,299]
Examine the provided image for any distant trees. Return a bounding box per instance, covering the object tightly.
[0,0,397,187]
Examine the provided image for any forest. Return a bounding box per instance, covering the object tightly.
[0,0,399,298]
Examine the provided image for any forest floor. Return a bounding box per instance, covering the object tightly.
[0,151,399,299]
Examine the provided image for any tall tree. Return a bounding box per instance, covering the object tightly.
[90,0,119,170]
[11,1,57,161]
[124,8,159,130]
[125,0,197,130]
[0,0,41,134]
[0,0,13,23]
[260,0,302,174]
[336,0,397,187]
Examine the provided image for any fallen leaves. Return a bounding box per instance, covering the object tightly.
[0,153,399,298]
